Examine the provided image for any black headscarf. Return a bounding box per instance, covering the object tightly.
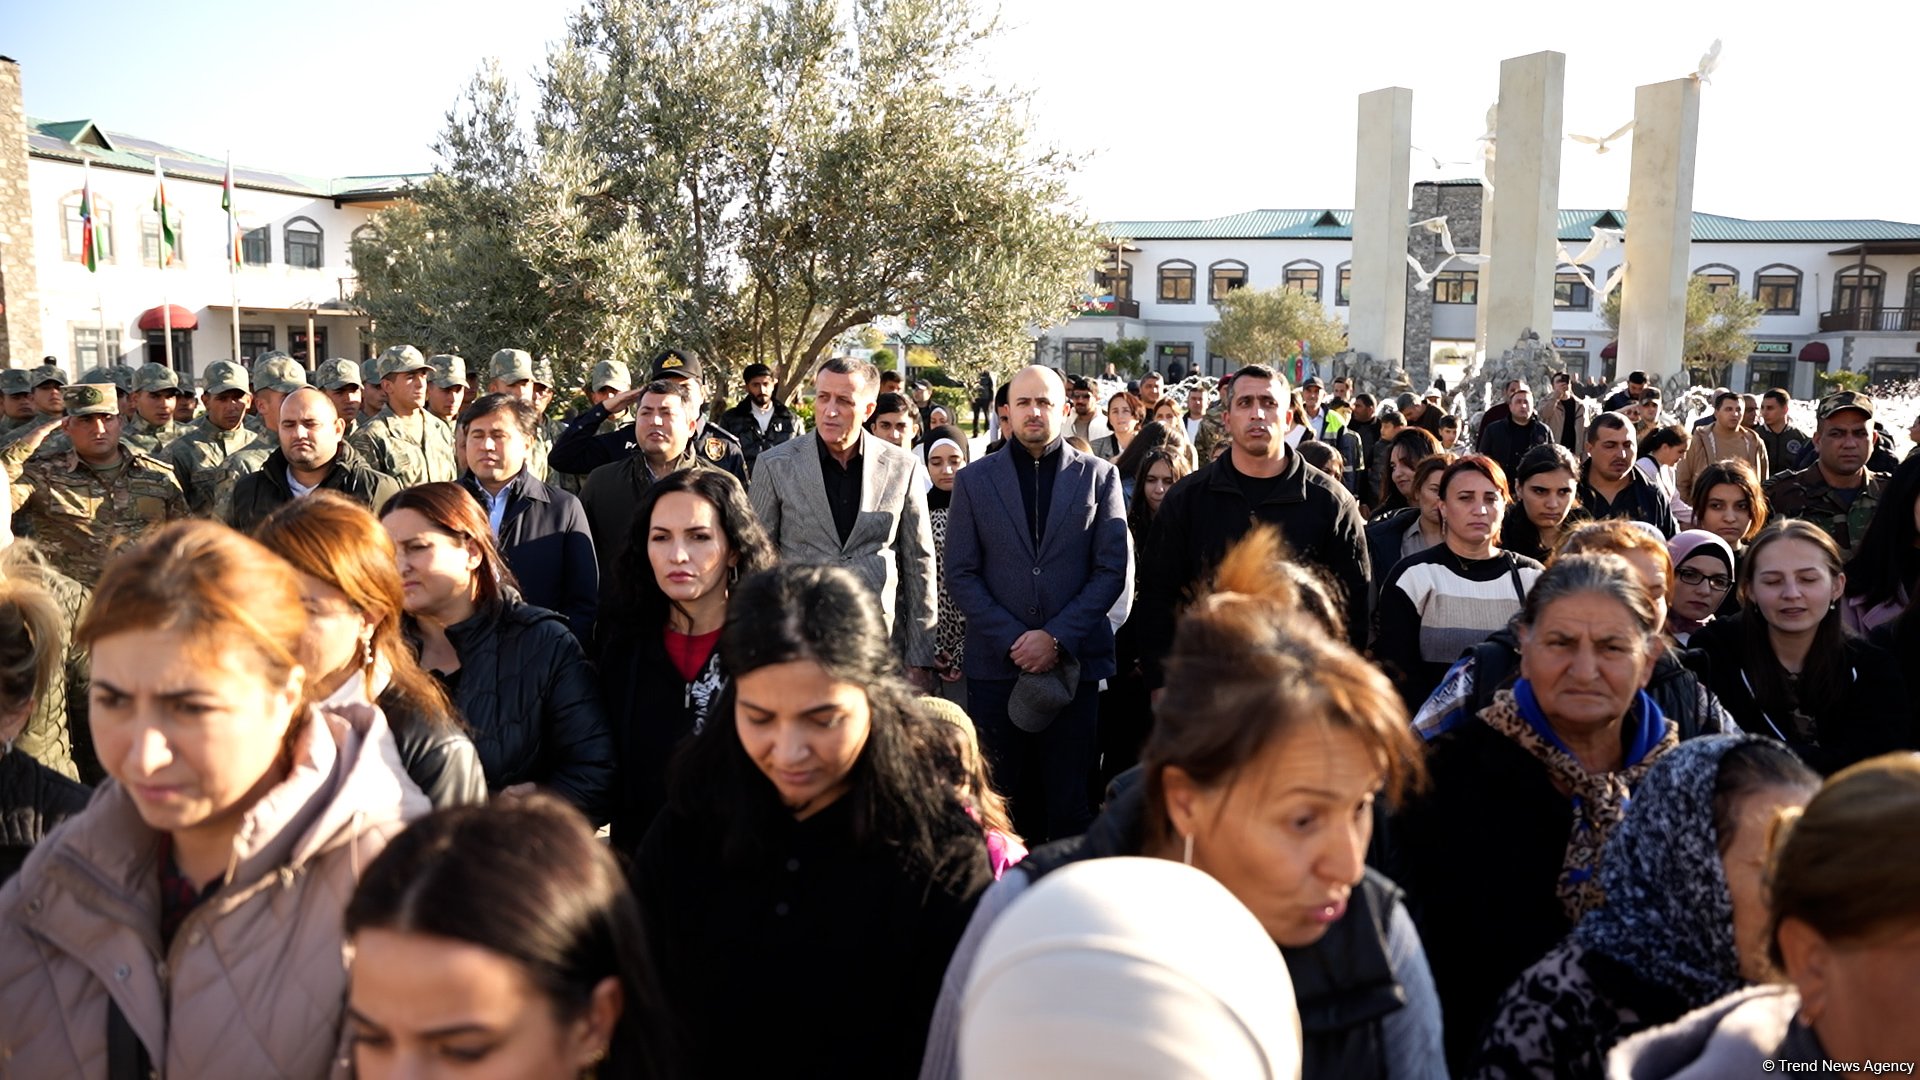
[921,424,969,511]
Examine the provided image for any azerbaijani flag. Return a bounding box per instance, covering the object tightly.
[78,160,98,272]
[151,159,176,267]
[222,152,239,268]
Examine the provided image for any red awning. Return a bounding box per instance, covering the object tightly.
[1799,342,1831,363]
[1600,340,1618,360]
[137,304,198,332]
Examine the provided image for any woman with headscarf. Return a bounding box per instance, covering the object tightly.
[923,425,971,698]
[1666,531,1737,645]
[1470,736,1818,1079]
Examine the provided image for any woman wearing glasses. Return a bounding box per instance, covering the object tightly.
[1666,531,1737,645]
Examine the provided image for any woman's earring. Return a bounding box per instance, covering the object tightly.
[362,633,376,668]
[1182,833,1194,867]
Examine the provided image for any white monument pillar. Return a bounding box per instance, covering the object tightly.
[1350,87,1413,375]
[1483,51,1566,357]
[1618,77,1701,389]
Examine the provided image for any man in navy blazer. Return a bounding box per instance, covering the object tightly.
[946,365,1130,841]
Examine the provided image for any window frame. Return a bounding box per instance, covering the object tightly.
[1433,269,1479,305]
[1752,264,1802,315]
[239,326,275,363]
[1157,260,1196,305]
[241,225,272,266]
[1282,259,1323,302]
[1208,259,1249,304]
[144,329,193,376]
[1692,264,1740,296]
[1157,342,1193,375]
[1334,262,1352,307]
[140,209,184,268]
[1834,265,1885,312]
[284,216,324,270]
[1553,267,1592,311]
[60,191,116,263]
[1095,259,1134,303]
[71,325,124,370]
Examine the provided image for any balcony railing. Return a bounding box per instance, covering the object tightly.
[1080,297,1140,318]
[1820,306,1919,332]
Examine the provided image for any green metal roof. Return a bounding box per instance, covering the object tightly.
[1104,200,1920,244]
[26,117,424,200]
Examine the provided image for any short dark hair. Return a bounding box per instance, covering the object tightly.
[1552,371,1571,385]
[1439,415,1460,431]
[1763,388,1791,408]
[1587,411,1633,443]
[817,356,880,391]
[879,369,903,385]
[1638,423,1690,459]
[1628,370,1649,385]
[458,392,539,439]
[1068,375,1093,393]
[1225,363,1283,404]
[1296,439,1338,474]
[1641,386,1663,403]
[1355,392,1377,407]
[640,378,693,405]
[1713,390,1741,410]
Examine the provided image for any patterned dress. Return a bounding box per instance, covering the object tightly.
[929,505,965,670]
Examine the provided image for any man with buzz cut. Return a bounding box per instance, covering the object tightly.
[349,344,458,486]
[426,354,472,425]
[6,383,187,584]
[165,359,265,516]
[124,362,185,455]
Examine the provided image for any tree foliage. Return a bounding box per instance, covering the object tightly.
[1205,286,1348,373]
[354,0,1101,403]
[1601,276,1763,385]
[1103,337,1148,377]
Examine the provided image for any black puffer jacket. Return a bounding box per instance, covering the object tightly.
[224,443,402,533]
[425,600,615,824]
[376,687,489,810]
[0,746,90,886]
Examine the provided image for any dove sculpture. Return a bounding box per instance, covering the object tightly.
[1568,121,1635,154]
[1692,39,1722,84]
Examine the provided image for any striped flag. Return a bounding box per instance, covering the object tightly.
[222,152,239,268]
[78,160,99,272]
[151,159,176,267]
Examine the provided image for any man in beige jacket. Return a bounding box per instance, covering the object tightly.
[1675,389,1769,514]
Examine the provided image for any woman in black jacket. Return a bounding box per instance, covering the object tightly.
[1691,520,1914,775]
[1365,452,1448,605]
[1500,443,1589,563]
[382,483,614,823]
[254,491,486,809]
[597,468,775,850]
[634,565,991,1078]
[0,575,87,885]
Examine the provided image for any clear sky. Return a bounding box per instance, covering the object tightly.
[6,0,1914,224]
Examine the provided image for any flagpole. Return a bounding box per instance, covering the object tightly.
[226,150,240,364]
[154,157,173,372]
[85,160,107,366]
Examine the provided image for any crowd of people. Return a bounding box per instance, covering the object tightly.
[0,343,1917,1078]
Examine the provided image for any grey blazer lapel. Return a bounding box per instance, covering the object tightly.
[795,436,841,552]
[1037,449,1088,562]
[845,431,889,552]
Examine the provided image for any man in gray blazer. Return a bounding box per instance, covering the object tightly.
[946,365,1130,841]
[750,357,939,687]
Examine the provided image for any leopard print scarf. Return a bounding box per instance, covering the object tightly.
[1479,685,1679,921]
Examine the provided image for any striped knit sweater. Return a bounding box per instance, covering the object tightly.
[1373,545,1544,709]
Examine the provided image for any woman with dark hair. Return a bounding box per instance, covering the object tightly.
[254,491,486,809]
[1501,443,1588,562]
[634,565,992,1077]
[598,468,775,849]
[1609,753,1920,1075]
[0,521,428,1076]
[1691,520,1912,775]
[923,425,972,697]
[345,794,671,1080]
[1126,447,1190,550]
[381,483,614,820]
[1366,453,1449,602]
[1840,452,1920,636]
[1390,553,1681,1067]
[1103,445,1194,790]
[922,527,1444,1080]
[1372,455,1545,708]
[1635,424,1691,522]
[0,574,86,884]
[1374,426,1446,517]
[1113,419,1196,498]
[1090,391,1142,461]
[1472,736,1818,1079]
[1689,458,1770,554]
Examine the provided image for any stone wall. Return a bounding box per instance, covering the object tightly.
[0,58,41,366]
[1402,182,1485,394]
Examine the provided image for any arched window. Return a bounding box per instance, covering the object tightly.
[1095,256,1133,303]
[1283,259,1322,302]
[285,216,324,269]
[1752,263,1802,315]
[348,223,374,264]
[59,191,115,263]
[1554,265,1591,311]
[1834,265,1885,313]
[1692,263,1739,295]
[1907,268,1920,319]
[1157,259,1196,304]
[1334,261,1352,306]
[1208,259,1249,303]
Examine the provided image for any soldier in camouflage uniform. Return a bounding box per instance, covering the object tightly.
[312,357,367,431]
[32,367,132,461]
[0,364,68,454]
[361,357,388,419]
[0,369,35,439]
[427,354,471,426]
[241,351,299,437]
[124,362,186,455]
[587,359,634,436]
[1763,390,1890,562]
[5,384,187,585]
[209,354,307,517]
[165,360,265,516]
[349,345,458,486]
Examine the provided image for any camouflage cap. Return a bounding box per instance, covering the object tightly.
[79,366,133,393]
[428,353,469,389]
[588,359,631,393]
[133,362,181,393]
[531,356,555,389]
[61,383,116,417]
[29,363,68,389]
[0,369,28,395]
[361,357,382,386]
[376,344,432,380]
[1817,390,1874,423]
[202,360,250,396]
[489,348,534,385]
[254,354,309,394]
[313,357,362,391]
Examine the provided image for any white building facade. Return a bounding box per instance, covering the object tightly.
[1041,185,1920,402]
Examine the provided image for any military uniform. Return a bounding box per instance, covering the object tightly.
[0,363,69,454]
[6,385,188,585]
[349,345,458,486]
[165,360,265,516]
[1762,391,1890,561]
[122,361,186,456]
[9,565,93,783]
[0,369,30,440]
